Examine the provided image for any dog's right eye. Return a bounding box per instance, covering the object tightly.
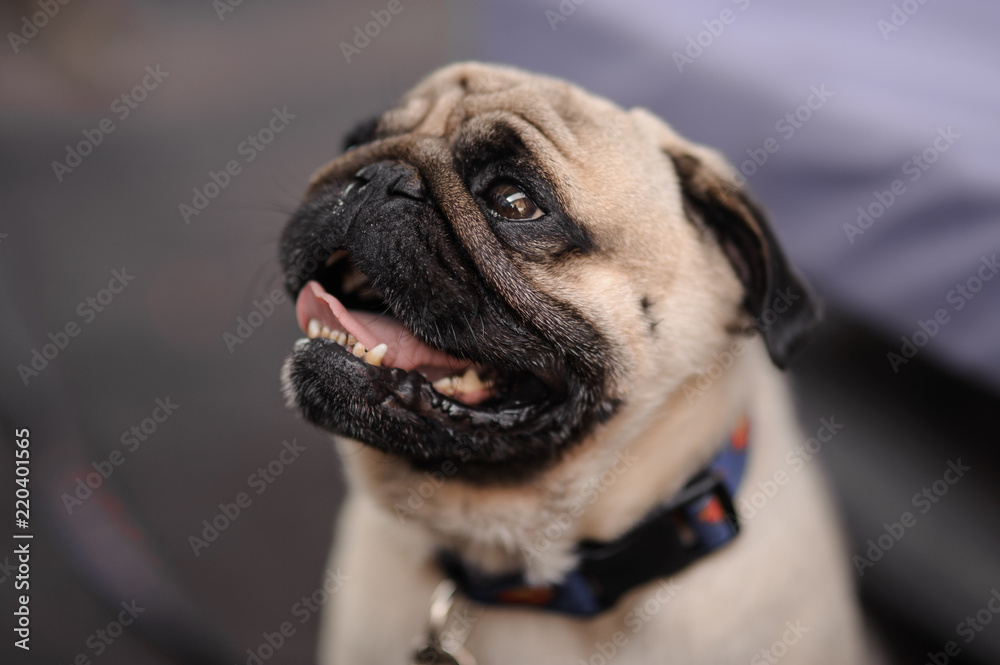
[486,181,544,221]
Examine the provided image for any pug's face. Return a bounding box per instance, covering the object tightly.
[280,63,817,481]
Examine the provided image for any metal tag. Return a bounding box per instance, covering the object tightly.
[410,580,477,665]
[411,643,464,665]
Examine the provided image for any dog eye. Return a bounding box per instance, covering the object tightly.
[486,181,544,221]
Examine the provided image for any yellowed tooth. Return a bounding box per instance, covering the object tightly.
[432,377,456,395]
[321,326,333,339]
[455,367,485,394]
[347,334,358,346]
[307,318,322,339]
[334,331,347,345]
[352,342,366,357]
[364,343,387,367]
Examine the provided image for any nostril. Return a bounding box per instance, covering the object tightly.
[387,170,426,201]
[354,163,381,182]
[351,161,426,200]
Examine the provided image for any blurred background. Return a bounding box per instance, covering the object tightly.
[1,1,998,663]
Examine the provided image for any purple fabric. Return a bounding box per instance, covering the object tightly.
[474,0,1000,391]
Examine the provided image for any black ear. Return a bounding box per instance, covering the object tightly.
[668,152,821,368]
[342,115,381,153]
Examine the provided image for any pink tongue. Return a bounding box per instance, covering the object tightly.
[295,281,470,373]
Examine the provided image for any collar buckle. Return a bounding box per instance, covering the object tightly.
[667,469,740,550]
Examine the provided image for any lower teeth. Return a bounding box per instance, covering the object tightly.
[302,318,490,397]
[432,367,490,397]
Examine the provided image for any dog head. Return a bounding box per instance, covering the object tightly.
[280,62,818,482]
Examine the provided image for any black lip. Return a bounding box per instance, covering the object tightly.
[284,333,603,481]
[280,179,360,298]
[287,338,557,458]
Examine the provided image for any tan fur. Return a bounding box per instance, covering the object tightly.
[314,63,869,664]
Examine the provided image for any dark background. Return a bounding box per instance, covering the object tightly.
[1,1,998,664]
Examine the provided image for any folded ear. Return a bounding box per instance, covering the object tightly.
[666,150,821,368]
[342,115,381,152]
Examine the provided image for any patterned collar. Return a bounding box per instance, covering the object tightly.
[439,416,750,617]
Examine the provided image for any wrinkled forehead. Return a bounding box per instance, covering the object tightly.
[377,64,627,158]
[317,64,681,252]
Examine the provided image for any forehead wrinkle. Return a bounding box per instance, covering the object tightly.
[456,110,574,186]
[403,87,467,137]
[459,89,579,161]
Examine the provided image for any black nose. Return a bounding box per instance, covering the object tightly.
[354,160,427,202]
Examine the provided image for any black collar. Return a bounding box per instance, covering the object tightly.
[439,417,749,617]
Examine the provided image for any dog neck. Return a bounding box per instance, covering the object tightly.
[342,337,767,586]
[438,413,748,616]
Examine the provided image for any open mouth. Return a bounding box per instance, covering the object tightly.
[295,256,496,406]
[289,248,555,430]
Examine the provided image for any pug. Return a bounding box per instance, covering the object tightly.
[279,62,870,665]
